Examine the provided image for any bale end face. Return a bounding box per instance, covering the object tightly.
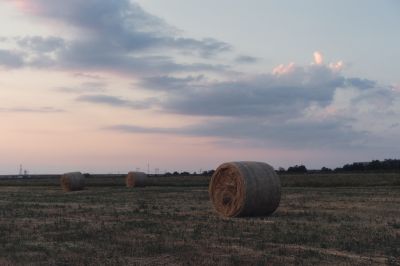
[209,163,246,217]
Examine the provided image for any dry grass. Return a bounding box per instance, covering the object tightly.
[0,178,399,265]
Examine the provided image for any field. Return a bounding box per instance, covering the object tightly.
[0,173,399,265]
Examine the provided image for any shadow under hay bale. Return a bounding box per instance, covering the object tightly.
[60,172,85,192]
[126,172,147,188]
[209,161,281,217]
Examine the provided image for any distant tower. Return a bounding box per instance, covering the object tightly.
[136,167,140,172]
[147,162,150,175]
[19,164,23,176]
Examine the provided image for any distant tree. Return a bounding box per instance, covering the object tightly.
[383,159,400,170]
[201,170,215,176]
[367,160,382,171]
[335,159,400,172]
[299,165,307,173]
[287,165,307,173]
[320,167,332,172]
[277,167,286,173]
[172,171,179,176]
[343,163,365,172]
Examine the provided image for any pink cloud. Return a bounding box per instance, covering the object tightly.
[272,62,295,75]
[313,51,323,65]
[324,106,338,116]
[329,61,344,71]
[10,0,40,14]
[391,84,400,92]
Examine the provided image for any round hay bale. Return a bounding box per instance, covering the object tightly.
[126,172,147,188]
[209,161,281,217]
[60,172,85,192]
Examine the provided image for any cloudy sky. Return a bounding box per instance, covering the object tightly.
[0,0,399,174]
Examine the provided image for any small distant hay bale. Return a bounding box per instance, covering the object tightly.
[60,172,85,192]
[126,172,147,188]
[209,161,281,217]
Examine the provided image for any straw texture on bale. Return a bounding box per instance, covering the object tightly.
[60,172,85,192]
[209,161,281,217]
[126,172,147,188]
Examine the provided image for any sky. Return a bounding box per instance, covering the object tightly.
[0,0,399,174]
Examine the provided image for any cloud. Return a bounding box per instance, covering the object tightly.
[329,61,343,71]
[390,123,399,128]
[57,44,227,75]
[105,53,399,150]
[0,107,64,113]
[235,55,259,64]
[136,54,381,120]
[140,75,205,91]
[350,86,394,110]
[106,85,395,149]
[272,62,295,75]
[3,2,399,154]
[1,38,60,68]
[6,0,231,75]
[158,64,346,118]
[313,51,323,65]
[72,73,105,80]
[15,36,65,53]
[346,78,376,90]
[168,37,231,58]
[56,81,107,94]
[76,94,156,109]
[106,124,173,134]
[0,49,24,68]
[105,116,367,149]
[391,84,400,93]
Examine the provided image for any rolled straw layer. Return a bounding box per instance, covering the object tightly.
[126,172,147,188]
[209,161,281,217]
[60,172,85,192]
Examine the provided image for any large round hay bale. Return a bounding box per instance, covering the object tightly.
[126,172,147,188]
[60,172,85,192]
[209,161,281,217]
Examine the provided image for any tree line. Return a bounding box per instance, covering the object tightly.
[161,159,400,176]
[277,159,400,174]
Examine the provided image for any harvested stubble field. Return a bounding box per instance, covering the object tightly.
[0,173,399,265]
